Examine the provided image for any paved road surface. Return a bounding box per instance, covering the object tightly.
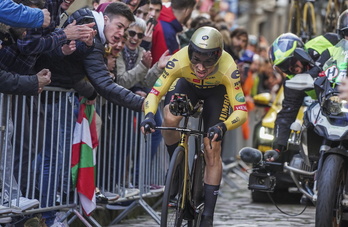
[109,172,316,227]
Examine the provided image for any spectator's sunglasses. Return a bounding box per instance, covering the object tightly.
[128,30,145,39]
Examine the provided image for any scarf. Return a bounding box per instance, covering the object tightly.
[123,46,138,71]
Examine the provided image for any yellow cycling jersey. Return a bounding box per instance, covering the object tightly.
[144,46,247,131]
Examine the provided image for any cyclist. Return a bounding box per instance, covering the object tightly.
[265,32,339,162]
[140,26,247,227]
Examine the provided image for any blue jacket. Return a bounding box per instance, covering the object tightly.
[0,0,43,28]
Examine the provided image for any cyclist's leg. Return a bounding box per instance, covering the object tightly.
[162,78,198,157]
[161,105,182,157]
[199,85,228,226]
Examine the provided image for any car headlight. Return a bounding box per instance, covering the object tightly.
[322,95,348,115]
[259,126,274,141]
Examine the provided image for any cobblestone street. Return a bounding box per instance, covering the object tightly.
[110,173,316,227]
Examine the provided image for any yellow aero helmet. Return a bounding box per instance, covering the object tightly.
[188,26,223,66]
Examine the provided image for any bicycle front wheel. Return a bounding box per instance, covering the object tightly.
[161,146,191,227]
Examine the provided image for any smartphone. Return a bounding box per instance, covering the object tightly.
[77,16,95,25]
[146,17,156,26]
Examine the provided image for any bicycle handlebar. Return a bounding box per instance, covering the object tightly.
[155,126,205,136]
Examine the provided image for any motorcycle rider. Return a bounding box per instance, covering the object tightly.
[265,32,339,162]
[315,10,348,85]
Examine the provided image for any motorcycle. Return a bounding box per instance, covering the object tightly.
[285,72,348,226]
[241,72,348,226]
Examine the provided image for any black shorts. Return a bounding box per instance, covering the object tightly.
[164,78,230,133]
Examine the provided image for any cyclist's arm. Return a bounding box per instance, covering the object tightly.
[221,70,248,131]
[144,58,181,115]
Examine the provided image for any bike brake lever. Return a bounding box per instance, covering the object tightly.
[144,124,151,133]
[208,131,214,149]
[143,124,151,143]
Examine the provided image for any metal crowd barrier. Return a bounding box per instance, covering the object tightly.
[0,87,168,226]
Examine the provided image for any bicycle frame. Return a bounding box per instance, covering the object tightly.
[157,116,204,211]
[157,95,205,227]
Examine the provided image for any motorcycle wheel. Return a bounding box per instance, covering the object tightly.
[316,154,347,227]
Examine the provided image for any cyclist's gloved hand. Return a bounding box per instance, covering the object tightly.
[207,122,227,142]
[264,149,281,162]
[140,113,156,134]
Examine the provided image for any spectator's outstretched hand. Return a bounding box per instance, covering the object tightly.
[37,69,51,93]
[63,20,95,42]
[141,50,152,68]
[80,23,97,47]
[142,22,154,43]
[62,40,76,55]
[41,9,51,28]
[157,50,171,70]
[339,78,348,101]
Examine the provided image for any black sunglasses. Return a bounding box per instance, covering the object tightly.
[128,30,145,39]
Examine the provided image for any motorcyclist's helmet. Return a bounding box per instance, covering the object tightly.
[269,33,304,74]
[188,26,223,68]
[337,9,348,38]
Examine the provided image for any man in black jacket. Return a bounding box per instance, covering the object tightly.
[61,2,144,111]
[32,2,144,225]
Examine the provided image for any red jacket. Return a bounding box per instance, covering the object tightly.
[151,5,183,65]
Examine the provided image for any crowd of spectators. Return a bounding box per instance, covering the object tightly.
[0,0,285,226]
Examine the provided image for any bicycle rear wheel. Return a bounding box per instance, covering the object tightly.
[161,146,191,227]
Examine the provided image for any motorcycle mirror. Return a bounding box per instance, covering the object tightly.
[253,93,272,106]
[285,73,314,90]
[293,48,315,65]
